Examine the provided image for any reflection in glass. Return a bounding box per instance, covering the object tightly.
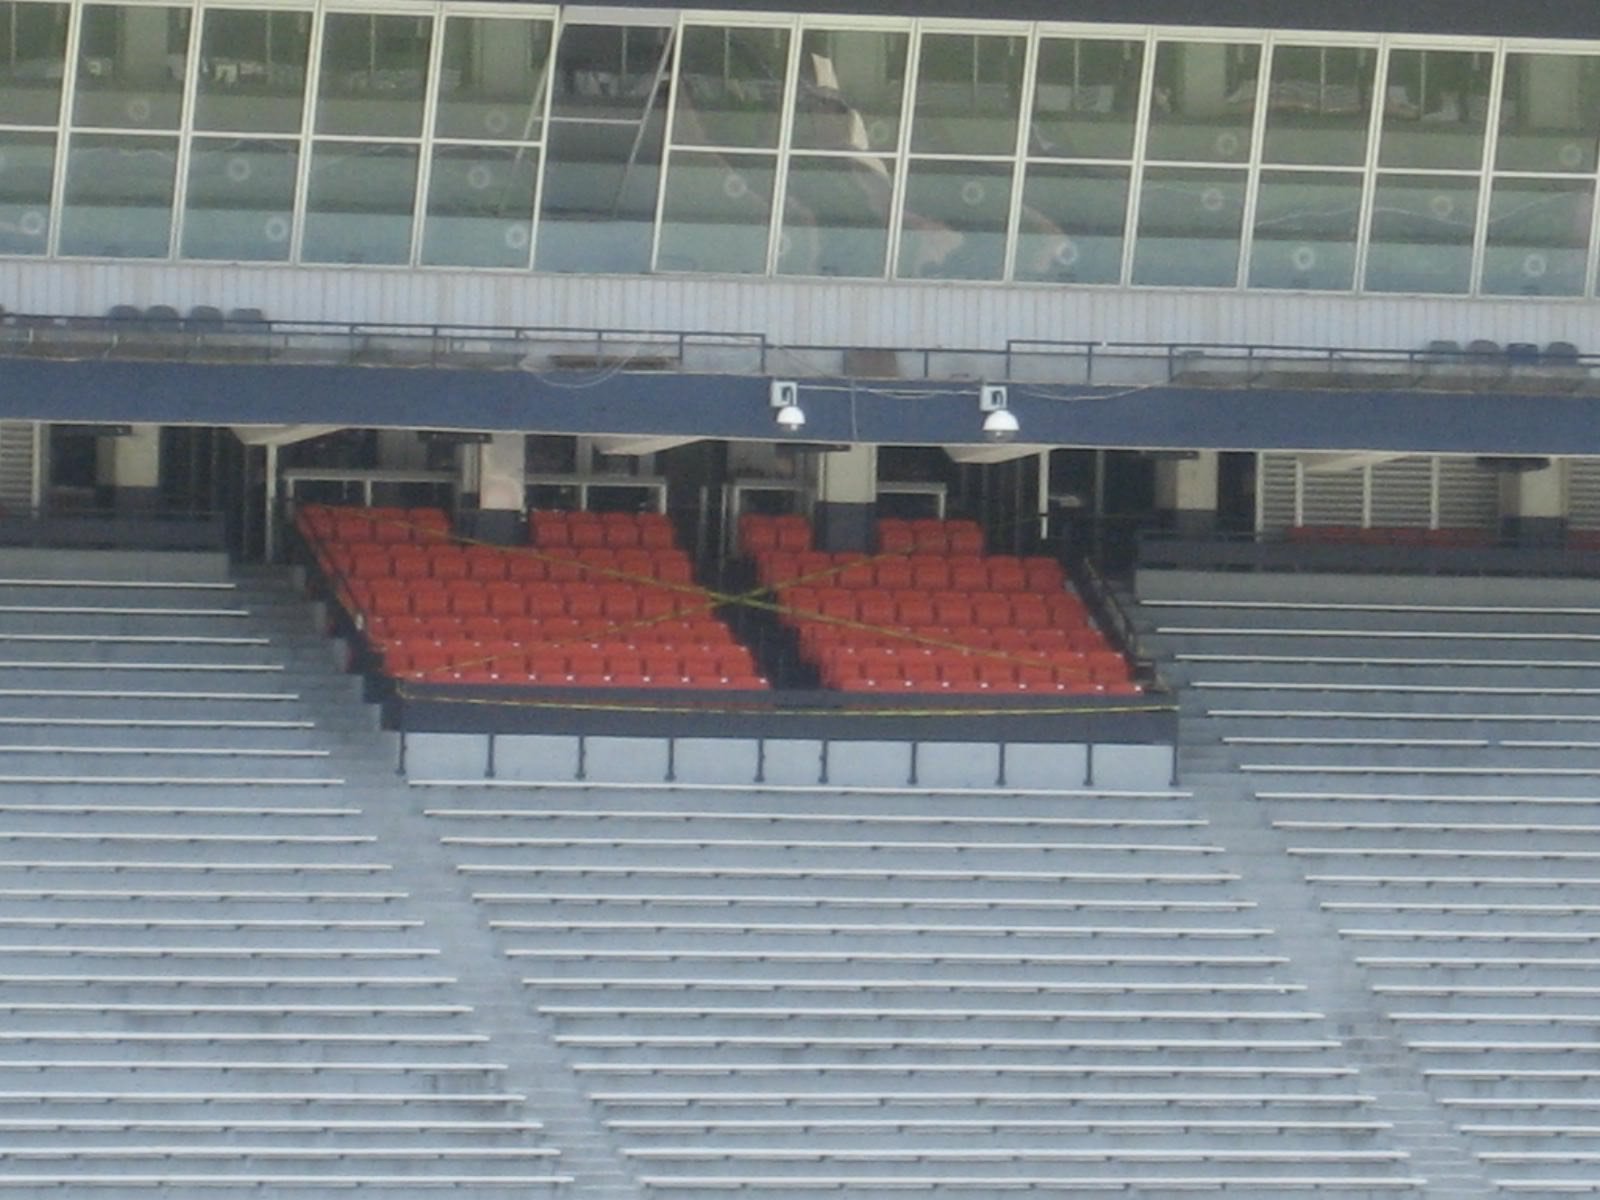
[0,131,55,254]
[778,153,893,277]
[898,159,1010,280]
[1247,170,1362,289]
[657,150,774,273]
[1495,53,1600,174]
[535,23,671,273]
[315,12,432,138]
[434,16,552,143]
[1014,163,1128,284]
[58,133,177,257]
[0,2,69,126]
[421,143,539,268]
[1145,41,1261,163]
[791,28,908,154]
[1030,37,1143,160]
[1260,44,1374,166]
[1481,177,1592,297]
[193,8,311,134]
[910,32,1025,156]
[301,140,419,264]
[73,4,188,130]
[180,137,297,261]
[1131,166,1246,286]
[674,25,789,149]
[1379,49,1491,170]
[1365,173,1479,293]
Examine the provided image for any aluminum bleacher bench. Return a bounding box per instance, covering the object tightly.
[0,1146,561,1161]
[608,1116,1392,1134]
[0,1001,469,1018]
[0,1116,543,1133]
[1260,789,1600,809]
[587,1088,1377,1108]
[0,888,407,903]
[476,890,1259,913]
[510,948,1289,967]
[571,1062,1362,1081]
[0,1058,509,1075]
[523,976,1307,996]
[430,806,1208,831]
[460,864,1241,885]
[620,1146,1410,1165]
[0,1030,489,1046]
[555,1033,1339,1052]
[633,1173,1425,1191]
[1309,873,1600,889]
[0,1088,528,1106]
[0,858,388,873]
[444,834,1222,855]
[537,1004,1321,1024]
[0,1174,574,1188]
[0,973,456,989]
[494,918,1270,939]
[0,945,435,960]
[0,917,422,931]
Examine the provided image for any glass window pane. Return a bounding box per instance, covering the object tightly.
[1247,170,1362,289]
[910,32,1025,156]
[1378,49,1491,170]
[1481,177,1592,297]
[315,12,432,138]
[73,4,188,130]
[1261,45,1375,166]
[1014,163,1128,284]
[535,23,670,273]
[1496,53,1600,175]
[1131,166,1245,286]
[0,2,69,126]
[1145,41,1261,163]
[193,9,311,134]
[180,137,297,261]
[673,25,789,149]
[657,150,774,273]
[435,16,552,143]
[58,132,175,256]
[898,159,1010,280]
[0,131,56,254]
[302,140,419,264]
[1364,173,1479,293]
[420,143,538,268]
[791,27,908,154]
[778,152,893,278]
[1030,38,1143,161]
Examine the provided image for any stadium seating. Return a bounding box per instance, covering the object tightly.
[297,504,767,689]
[740,513,1138,695]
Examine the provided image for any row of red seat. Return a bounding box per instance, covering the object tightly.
[301,505,451,545]
[367,616,730,645]
[301,503,768,691]
[776,586,1084,632]
[738,513,815,556]
[756,551,1061,594]
[738,513,990,558]
[329,544,695,586]
[530,509,677,549]
[818,646,1134,692]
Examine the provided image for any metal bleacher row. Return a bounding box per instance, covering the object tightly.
[0,555,573,1195]
[299,504,768,689]
[416,777,1426,1195]
[1140,565,1600,1198]
[741,514,1139,695]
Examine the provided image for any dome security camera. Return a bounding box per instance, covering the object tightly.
[982,407,1020,442]
[775,402,807,433]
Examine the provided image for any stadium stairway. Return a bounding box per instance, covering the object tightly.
[1135,566,1600,1200]
[0,549,639,1200]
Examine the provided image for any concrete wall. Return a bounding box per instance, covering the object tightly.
[400,731,1177,791]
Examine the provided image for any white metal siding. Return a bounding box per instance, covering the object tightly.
[1436,457,1500,530]
[2,260,1598,360]
[1369,458,1434,528]
[0,423,40,513]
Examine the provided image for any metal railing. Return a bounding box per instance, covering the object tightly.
[5,309,1597,394]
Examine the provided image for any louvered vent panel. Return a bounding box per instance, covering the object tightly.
[0,423,39,513]
[1257,453,1300,531]
[1436,457,1499,530]
[1299,463,1365,527]
[1568,459,1600,530]
[1369,457,1433,527]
